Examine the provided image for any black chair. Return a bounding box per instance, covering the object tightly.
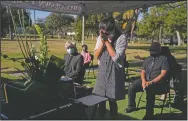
[124,60,130,87]
[87,54,95,78]
[137,81,172,114]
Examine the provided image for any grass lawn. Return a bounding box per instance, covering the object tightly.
[1,37,187,120]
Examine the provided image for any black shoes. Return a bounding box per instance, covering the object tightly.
[124,107,138,113]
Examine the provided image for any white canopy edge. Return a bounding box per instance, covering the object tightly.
[0,1,176,15]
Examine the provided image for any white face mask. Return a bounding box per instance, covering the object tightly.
[67,48,74,54]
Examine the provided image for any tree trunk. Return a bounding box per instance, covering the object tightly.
[176,31,181,46]
[130,21,135,40]
[58,33,60,39]
[91,34,93,40]
[159,25,162,44]
[9,25,13,40]
[51,31,54,38]
[57,30,60,39]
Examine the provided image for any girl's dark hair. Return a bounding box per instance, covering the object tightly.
[82,44,88,48]
[99,17,115,31]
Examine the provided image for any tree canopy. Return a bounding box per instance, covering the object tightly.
[135,1,187,43]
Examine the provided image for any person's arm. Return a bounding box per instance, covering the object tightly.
[141,59,148,89]
[147,70,167,86]
[104,41,116,57]
[94,36,105,59]
[105,34,128,63]
[141,70,147,89]
[66,56,84,78]
[134,55,145,60]
[85,53,91,63]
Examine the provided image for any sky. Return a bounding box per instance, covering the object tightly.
[29,10,51,22]
[30,10,143,23]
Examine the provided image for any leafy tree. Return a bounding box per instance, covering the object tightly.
[1,7,31,39]
[74,17,82,43]
[45,13,74,39]
[135,1,187,45]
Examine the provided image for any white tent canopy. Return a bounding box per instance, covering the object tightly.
[0,1,175,44]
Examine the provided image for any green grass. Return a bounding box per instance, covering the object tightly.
[1,38,187,120]
[83,77,185,120]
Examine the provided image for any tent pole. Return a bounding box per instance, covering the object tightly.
[34,9,36,40]
[81,13,84,45]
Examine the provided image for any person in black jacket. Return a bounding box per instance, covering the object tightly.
[63,41,84,85]
[160,46,183,106]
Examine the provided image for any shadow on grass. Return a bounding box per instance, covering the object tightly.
[153,113,187,120]
[83,80,92,85]
[86,107,138,120]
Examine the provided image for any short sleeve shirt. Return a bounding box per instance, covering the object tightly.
[142,55,169,81]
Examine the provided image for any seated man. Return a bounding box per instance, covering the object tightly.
[64,41,85,85]
[134,46,184,104]
[125,42,169,120]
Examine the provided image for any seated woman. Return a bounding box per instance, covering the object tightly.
[63,41,84,85]
[80,44,92,75]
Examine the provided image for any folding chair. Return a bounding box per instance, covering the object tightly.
[87,54,95,78]
[124,60,130,87]
[137,81,172,114]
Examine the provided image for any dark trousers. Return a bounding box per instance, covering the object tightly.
[99,100,118,119]
[83,63,90,76]
[128,79,167,116]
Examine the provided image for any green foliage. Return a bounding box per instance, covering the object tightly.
[136,1,187,41]
[34,24,49,75]
[85,14,106,34]
[0,7,31,37]
[74,17,82,42]
[45,13,74,36]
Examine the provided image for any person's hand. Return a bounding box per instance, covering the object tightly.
[134,55,144,60]
[61,76,65,78]
[100,30,108,41]
[142,81,147,89]
[145,81,153,88]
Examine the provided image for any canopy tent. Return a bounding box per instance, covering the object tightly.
[0,1,175,44]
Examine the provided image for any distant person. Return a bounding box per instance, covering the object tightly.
[63,41,84,85]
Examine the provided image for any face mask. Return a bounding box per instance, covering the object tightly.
[67,48,74,54]
[150,51,160,57]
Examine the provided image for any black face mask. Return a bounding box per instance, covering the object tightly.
[150,51,160,57]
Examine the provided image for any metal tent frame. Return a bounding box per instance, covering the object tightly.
[0,1,175,44]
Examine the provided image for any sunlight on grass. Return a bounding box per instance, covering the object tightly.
[1,39,186,120]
